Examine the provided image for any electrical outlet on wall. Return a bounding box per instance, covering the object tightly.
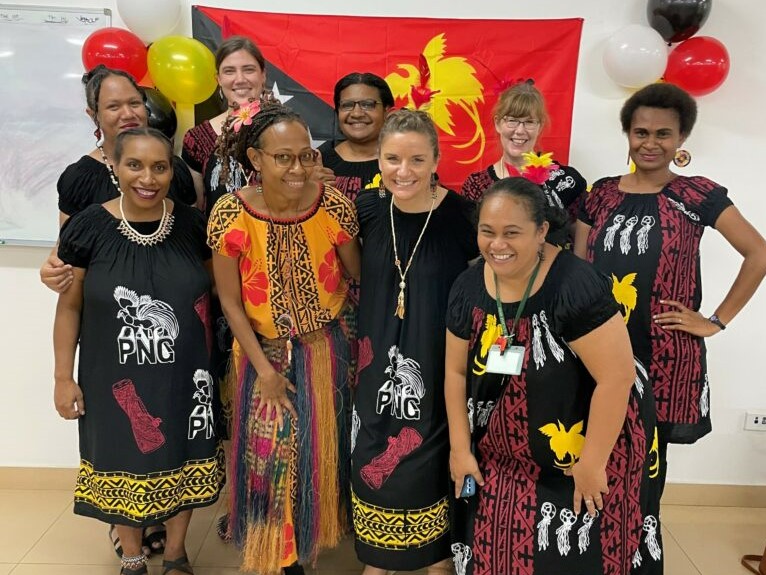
[744,412,766,431]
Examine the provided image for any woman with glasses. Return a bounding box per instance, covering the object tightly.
[462,80,586,247]
[316,72,395,202]
[207,97,361,575]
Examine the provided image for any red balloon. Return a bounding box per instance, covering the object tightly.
[664,36,730,96]
[82,27,148,81]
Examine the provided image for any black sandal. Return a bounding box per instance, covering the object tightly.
[162,555,194,575]
[215,514,231,543]
[110,525,154,558]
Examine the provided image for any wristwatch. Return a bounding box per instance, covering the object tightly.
[708,314,726,330]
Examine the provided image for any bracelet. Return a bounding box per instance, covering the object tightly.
[708,314,726,330]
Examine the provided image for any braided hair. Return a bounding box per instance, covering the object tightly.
[82,64,145,114]
[214,92,307,182]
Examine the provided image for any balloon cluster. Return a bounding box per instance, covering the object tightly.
[603,0,729,97]
[80,0,217,138]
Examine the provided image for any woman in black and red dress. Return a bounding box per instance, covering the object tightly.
[446,178,655,575]
[576,83,766,570]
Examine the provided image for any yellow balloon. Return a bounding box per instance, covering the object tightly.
[147,36,216,105]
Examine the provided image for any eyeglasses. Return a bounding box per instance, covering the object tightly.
[338,99,382,112]
[501,117,541,130]
[259,149,319,168]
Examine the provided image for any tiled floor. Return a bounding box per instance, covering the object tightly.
[0,487,764,574]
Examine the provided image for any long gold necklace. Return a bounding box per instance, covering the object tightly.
[389,190,437,320]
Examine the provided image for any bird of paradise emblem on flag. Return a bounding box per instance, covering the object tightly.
[386,34,485,165]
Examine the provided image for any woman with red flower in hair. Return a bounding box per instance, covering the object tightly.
[207,97,360,575]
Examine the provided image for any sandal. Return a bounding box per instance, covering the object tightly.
[110,525,163,558]
[162,555,194,575]
[215,514,232,543]
[742,554,766,575]
[120,553,148,575]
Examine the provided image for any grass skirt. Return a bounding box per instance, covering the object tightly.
[228,319,351,574]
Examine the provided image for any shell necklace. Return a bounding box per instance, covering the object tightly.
[389,190,437,320]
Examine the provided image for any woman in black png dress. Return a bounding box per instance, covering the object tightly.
[351,109,478,574]
[445,178,655,575]
[53,129,223,575]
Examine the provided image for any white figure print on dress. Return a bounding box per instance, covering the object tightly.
[603,214,625,252]
[634,359,648,398]
[542,185,564,209]
[531,314,546,369]
[636,215,655,255]
[633,548,643,568]
[210,156,246,194]
[188,369,215,439]
[667,197,700,222]
[537,502,557,551]
[556,508,577,556]
[643,515,662,561]
[539,310,565,363]
[351,405,361,453]
[700,374,710,417]
[376,346,425,420]
[619,215,639,255]
[555,175,576,193]
[577,510,598,554]
[114,286,179,365]
[451,542,473,575]
[467,398,475,433]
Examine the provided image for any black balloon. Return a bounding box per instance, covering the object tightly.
[141,87,177,140]
[647,0,712,43]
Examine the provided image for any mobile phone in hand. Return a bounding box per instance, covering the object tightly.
[460,475,476,498]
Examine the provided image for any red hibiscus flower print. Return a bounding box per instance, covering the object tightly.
[336,229,352,245]
[222,228,251,258]
[318,248,341,293]
[240,256,268,306]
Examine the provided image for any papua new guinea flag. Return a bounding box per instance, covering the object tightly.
[192,6,583,190]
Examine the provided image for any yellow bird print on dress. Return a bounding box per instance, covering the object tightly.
[472,313,503,375]
[648,426,659,478]
[363,173,382,191]
[539,420,585,469]
[611,272,638,324]
[386,33,485,164]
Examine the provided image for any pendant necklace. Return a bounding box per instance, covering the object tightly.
[389,190,437,320]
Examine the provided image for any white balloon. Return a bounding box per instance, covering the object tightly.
[117,0,181,43]
[603,24,668,88]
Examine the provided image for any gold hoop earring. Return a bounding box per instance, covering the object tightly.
[673,149,691,168]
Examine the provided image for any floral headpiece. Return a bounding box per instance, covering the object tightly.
[231,99,261,133]
[504,151,559,186]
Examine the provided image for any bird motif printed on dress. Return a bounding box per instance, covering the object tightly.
[539,420,585,469]
[472,313,503,375]
[114,286,179,339]
[611,273,638,324]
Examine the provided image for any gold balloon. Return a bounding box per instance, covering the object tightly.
[147,36,216,105]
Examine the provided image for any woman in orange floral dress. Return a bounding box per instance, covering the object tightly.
[207,98,360,575]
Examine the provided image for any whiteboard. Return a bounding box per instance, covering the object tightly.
[0,4,111,246]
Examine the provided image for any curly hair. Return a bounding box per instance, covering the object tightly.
[620,83,697,137]
[214,93,307,182]
[492,80,548,129]
[82,64,145,114]
[378,109,439,159]
[332,72,395,111]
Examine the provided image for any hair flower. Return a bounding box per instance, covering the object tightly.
[520,151,558,185]
[231,100,261,133]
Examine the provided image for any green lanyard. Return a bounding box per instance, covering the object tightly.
[494,257,542,352]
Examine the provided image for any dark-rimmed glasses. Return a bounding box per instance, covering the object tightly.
[501,117,541,130]
[258,149,319,168]
[338,99,382,112]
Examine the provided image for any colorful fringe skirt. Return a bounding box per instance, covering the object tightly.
[228,318,352,574]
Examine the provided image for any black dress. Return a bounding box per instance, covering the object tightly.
[351,189,478,570]
[317,141,381,203]
[58,203,224,526]
[57,155,196,217]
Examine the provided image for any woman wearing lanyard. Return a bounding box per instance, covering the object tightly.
[445,177,655,575]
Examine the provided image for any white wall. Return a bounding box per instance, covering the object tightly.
[3,0,766,484]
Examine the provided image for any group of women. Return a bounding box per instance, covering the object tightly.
[45,33,766,575]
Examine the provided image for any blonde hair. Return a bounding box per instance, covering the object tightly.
[493,81,548,129]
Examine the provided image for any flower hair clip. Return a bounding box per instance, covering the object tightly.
[520,151,558,185]
[231,100,261,133]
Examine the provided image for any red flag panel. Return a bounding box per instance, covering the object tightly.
[196,6,583,190]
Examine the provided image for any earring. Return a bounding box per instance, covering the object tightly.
[673,148,691,168]
[378,177,386,199]
[430,173,437,200]
[254,171,263,194]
